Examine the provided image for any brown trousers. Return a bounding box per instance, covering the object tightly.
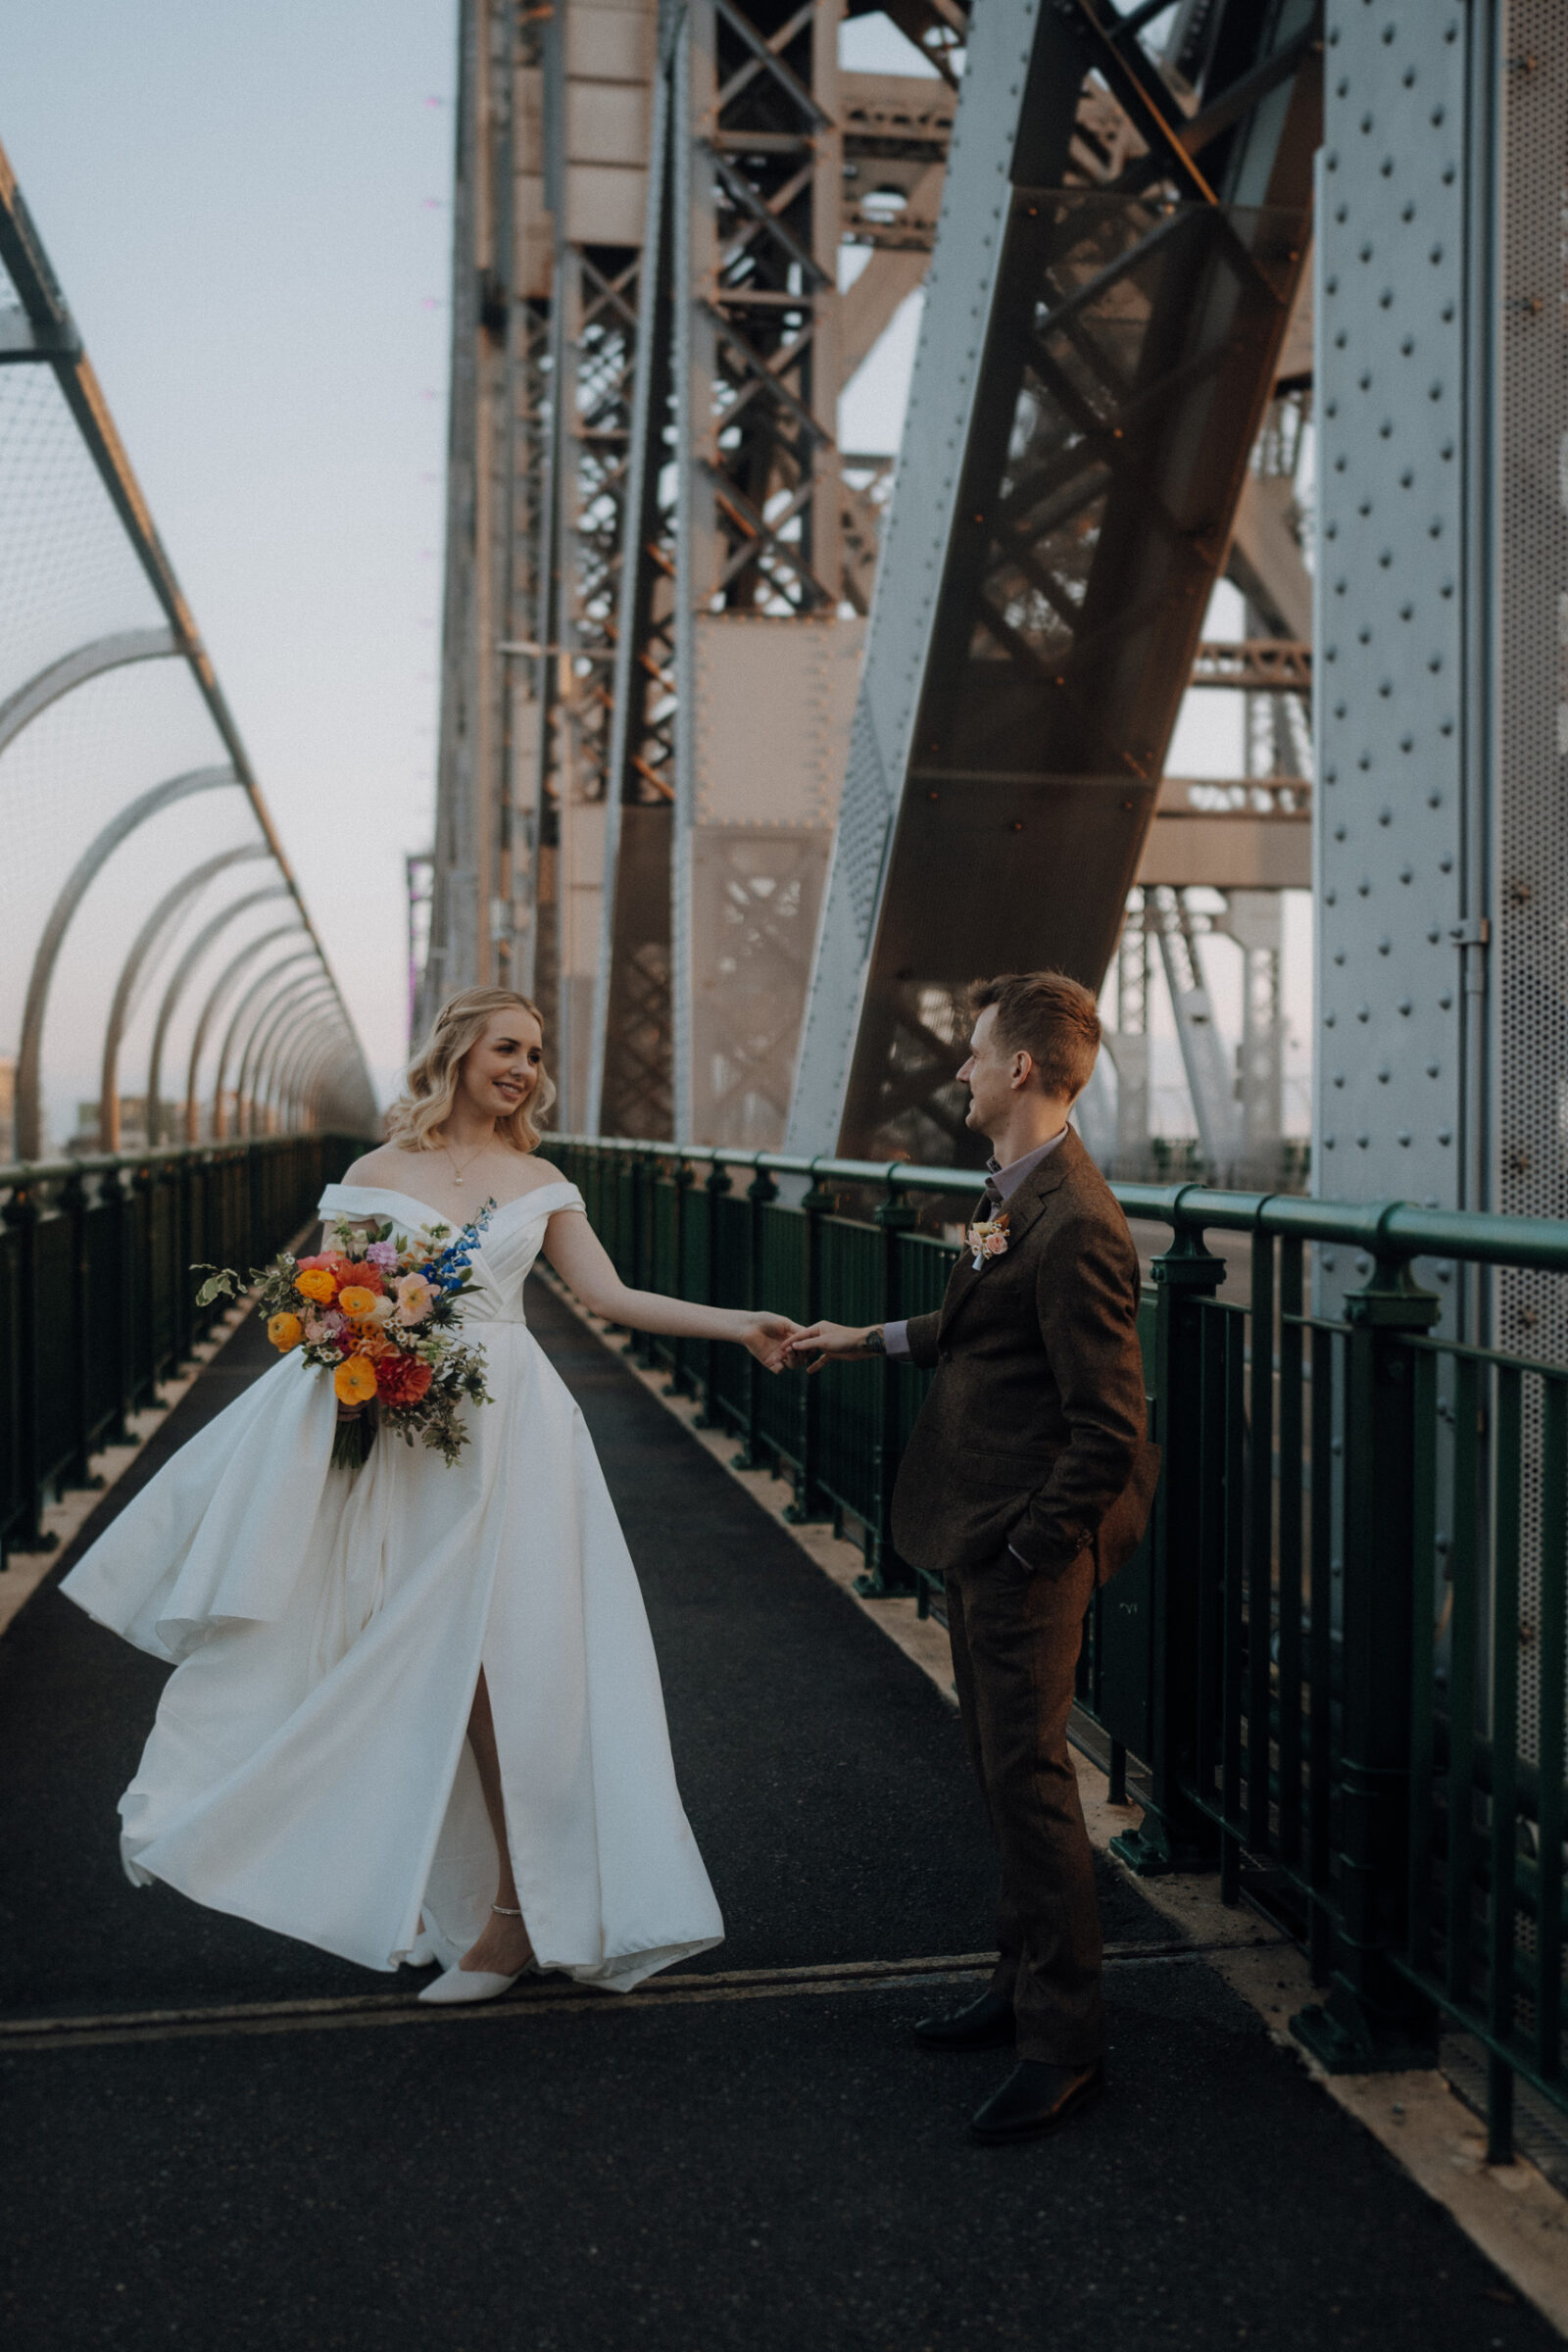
[945,1546,1103,2067]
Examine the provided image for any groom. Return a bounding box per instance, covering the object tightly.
[791,971,1155,2143]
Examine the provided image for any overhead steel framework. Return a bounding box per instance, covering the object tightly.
[424,0,1322,1167]
[788,0,1321,1158]
[0,139,374,1157]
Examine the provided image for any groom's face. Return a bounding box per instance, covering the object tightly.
[956,1005,1012,1141]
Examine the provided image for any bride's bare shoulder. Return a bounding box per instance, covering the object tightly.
[338,1144,420,1188]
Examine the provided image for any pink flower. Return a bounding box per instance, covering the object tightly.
[365,1240,399,1270]
[393,1272,436,1326]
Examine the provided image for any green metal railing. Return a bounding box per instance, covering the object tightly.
[0,1134,368,1567]
[554,1133,1568,2162]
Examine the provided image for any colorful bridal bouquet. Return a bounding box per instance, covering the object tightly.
[194,1207,495,1470]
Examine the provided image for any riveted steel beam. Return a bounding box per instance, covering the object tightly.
[787,0,1320,1159]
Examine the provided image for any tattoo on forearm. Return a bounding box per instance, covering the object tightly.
[864,1325,886,1355]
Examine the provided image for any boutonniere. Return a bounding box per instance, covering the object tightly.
[963,1211,1009,1272]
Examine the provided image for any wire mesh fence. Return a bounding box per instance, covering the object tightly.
[0,139,375,1162]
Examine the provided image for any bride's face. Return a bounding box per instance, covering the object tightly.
[459,1009,546,1124]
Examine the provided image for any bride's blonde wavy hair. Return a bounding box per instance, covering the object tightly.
[385,987,556,1153]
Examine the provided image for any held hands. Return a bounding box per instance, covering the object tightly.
[784,1321,883,1375]
[739,1314,806,1375]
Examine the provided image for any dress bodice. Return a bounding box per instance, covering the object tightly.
[315,1180,584,1328]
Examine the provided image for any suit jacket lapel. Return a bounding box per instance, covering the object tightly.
[937,1131,1082,1343]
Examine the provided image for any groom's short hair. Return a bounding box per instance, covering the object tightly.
[971,970,1101,1101]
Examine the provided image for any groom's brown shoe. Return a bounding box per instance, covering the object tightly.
[912,1988,1015,2050]
[968,2057,1104,2142]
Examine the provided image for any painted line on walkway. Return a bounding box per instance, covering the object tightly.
[0,1939,1237,2056]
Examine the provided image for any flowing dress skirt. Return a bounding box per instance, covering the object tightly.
[62,1244,723,1988]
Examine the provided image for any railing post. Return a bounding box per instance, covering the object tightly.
[1111,1204,1226,1876]
[2,1173,53,1552]
[857,1166,918,1598]
[784,1160,835,1526]
[696,1157,732,1428]
[1292,1242,1442,2073]
[60,1161,97,1490]
[631,1147,660,1367]
[732,1157,777,1472]
[664,1155,697,1394]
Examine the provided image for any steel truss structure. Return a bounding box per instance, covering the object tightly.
[425,0,1325,1165]
[0,140,373,1157]
[787,0,1321,1158]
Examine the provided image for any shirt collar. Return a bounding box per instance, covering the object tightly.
[985,1126,1070,1205]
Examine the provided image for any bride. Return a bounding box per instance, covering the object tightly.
[63,986,799,2003]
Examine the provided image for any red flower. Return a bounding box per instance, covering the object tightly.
[339,1259,386,1297]
[374,1350,433,1409]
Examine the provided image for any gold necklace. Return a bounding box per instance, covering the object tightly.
[440,1136,491,1191]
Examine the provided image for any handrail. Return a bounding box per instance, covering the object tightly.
[551,1135,1568,1274]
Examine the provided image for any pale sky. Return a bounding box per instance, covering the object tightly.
[0,0,458,1116]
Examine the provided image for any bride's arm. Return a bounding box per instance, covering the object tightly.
[542,1208,800,1373]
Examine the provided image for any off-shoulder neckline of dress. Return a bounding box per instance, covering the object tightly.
[318,1179,581,1232]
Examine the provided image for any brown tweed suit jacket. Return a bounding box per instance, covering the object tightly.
[889,1128,1157,1586]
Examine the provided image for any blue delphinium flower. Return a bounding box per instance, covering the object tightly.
[421,1200,495,1294]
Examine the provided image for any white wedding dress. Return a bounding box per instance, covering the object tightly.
[61,1180,723,1987]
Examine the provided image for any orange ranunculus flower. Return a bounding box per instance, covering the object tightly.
[354,1328,396,1362]
[333,1355,378,1406]
[297,1267,337,1304]
[337,1285,379,1322]
[268,1310,303,1353]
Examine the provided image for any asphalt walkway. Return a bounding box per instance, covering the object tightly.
[0,1281,1556,2349]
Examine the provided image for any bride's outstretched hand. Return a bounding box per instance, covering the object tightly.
[739,1314,804,1374]
[783,1320,875,1372]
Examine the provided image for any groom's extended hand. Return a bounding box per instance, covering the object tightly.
[785,1320,885,1373]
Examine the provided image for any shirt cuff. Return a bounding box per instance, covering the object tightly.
[882,1318,911,1359]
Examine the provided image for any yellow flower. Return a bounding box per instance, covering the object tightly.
[334,1355,378,1406]
[297,1268,336,1304]
[267,1310,303,1353]
[338,1285,379,1322]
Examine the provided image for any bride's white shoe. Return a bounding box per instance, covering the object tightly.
[416,1903,534,2005]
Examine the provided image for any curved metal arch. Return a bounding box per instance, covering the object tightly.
[99,844,272,1150]
[179,915,302,1141]
[145,885,296,1145]
[270,1022,344,1134]
[298,1037,372,1138]
[272,1033,337,1135]
[248,988,340,1133]
[262,1004,344,1127]
[212,950,321,1138]
[278,1018,357,1132]
[234,973,335,1135]
[301,1034,365,1131]
[0,627,179,762]
[15,763,239,1156]
[246,989,338,1131]
[242,979,339,1125]
[218,958,323,1135]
